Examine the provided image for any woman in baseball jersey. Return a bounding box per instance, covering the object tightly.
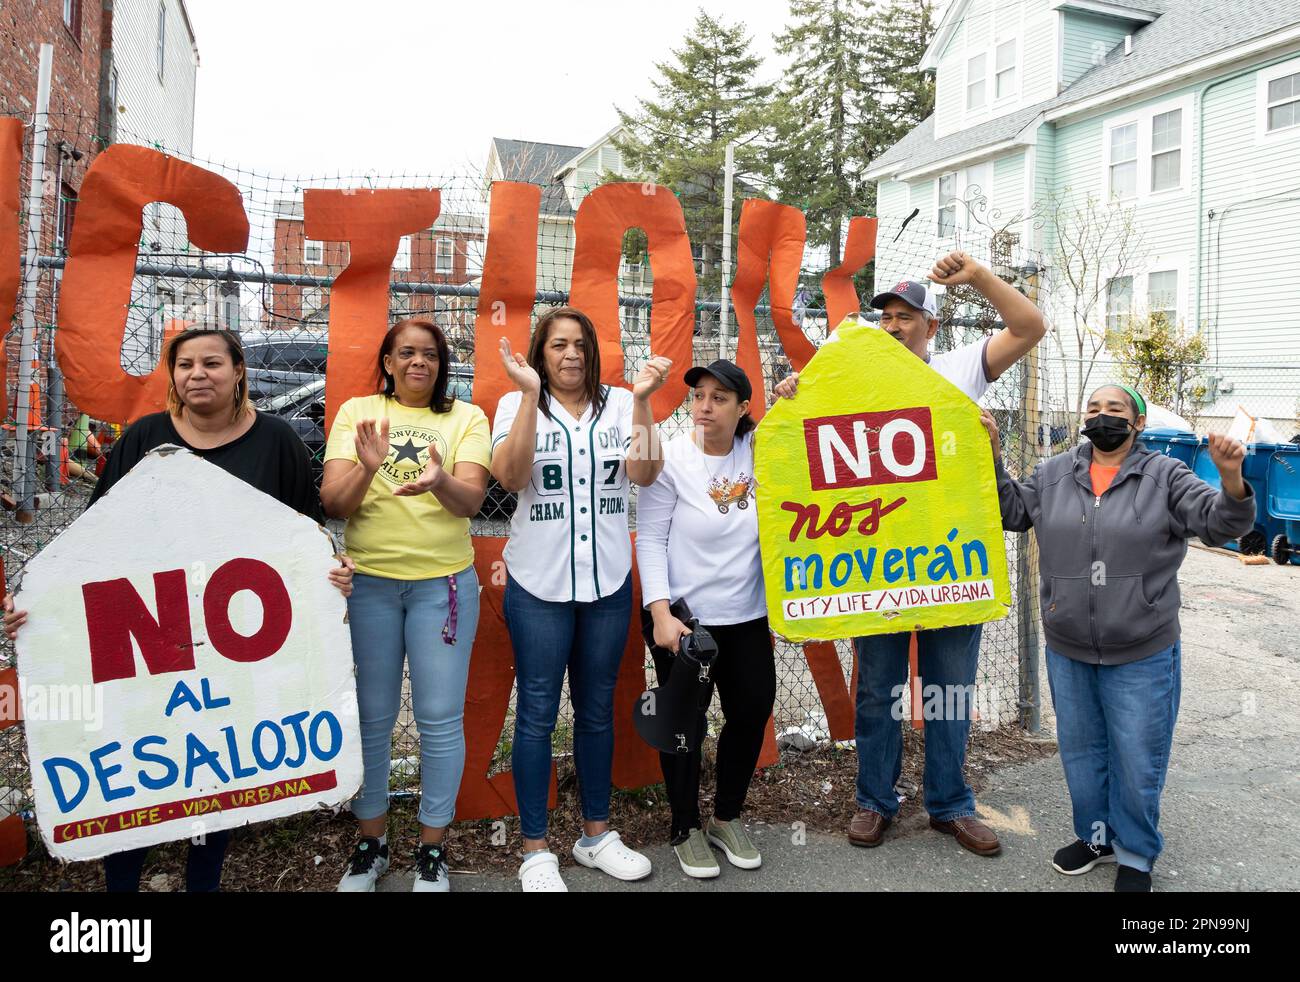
[635,360,774,879]
[322,318,492,893]
[492,306,673,892]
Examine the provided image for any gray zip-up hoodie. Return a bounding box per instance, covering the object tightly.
[995,440,1256,665]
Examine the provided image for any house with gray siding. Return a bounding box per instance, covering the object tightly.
[865,0,1300,429]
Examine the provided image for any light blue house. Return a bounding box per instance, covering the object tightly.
[865,0,1300,428]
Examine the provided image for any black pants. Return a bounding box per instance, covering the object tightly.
[649,616,776,839]
[102,830,230,892]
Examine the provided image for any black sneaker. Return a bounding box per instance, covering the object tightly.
[337,837,390,892]
[1115,865,1153,892]
[1052,839,1116,875]
[413,843,450,893]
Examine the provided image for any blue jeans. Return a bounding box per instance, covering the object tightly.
[1046,642,1181,872]
[347,567,479,828]
[853,624,981,822]
[503,572,632,841]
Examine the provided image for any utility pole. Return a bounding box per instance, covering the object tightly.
[718,141,735,361]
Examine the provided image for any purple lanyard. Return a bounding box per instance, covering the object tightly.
[441,572,459,646]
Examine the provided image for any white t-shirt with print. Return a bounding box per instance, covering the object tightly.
[493,385,636,603]
[927,336,993,402]
[635,430,766,627]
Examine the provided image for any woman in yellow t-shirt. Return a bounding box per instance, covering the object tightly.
[322,318,491,893]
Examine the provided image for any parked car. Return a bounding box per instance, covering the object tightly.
[241,330,329,402]
[256,378,327,484]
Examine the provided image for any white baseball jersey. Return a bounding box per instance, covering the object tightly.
[492,385,636,603]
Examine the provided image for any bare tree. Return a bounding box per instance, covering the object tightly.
[1045,191,1148,442]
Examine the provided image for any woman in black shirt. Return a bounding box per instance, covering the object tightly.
[4,327,354,891]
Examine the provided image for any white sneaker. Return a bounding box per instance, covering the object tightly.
[337,837,390,892]
[518,850,567,892]
[571,830,652,881]
[412,843,450,893]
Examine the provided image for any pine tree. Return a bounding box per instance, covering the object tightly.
[859,0,936,163]
[771,0,876,268]
[616,11,780,289]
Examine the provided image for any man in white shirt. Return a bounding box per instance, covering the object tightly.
[774,250,1046,858]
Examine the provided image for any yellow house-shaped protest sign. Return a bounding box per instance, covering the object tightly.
[754,320,1011,642]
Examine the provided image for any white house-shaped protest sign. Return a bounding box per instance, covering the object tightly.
[15,446,362,861]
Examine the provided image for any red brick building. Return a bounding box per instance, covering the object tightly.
[1,0,111,260]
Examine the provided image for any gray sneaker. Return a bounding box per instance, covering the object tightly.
[707,818,761,869]
[673,828,721,879]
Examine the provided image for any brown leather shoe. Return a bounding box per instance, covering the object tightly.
[929,815,1001,856]
[848,809,891,848]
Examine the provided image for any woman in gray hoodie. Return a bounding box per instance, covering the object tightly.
[983,384,1253,892]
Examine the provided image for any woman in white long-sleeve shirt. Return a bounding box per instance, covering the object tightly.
[635,359,775,880]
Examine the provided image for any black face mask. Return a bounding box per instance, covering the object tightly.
[1082,413,1133,452]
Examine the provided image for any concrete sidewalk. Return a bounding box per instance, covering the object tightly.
[379,547,1300,892]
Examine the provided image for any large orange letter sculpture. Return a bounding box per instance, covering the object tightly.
[56,146,250,423]
[569,183,695,422]
[307,188,443,432]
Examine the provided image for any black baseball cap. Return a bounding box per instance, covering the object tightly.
[870,279,939,318]
[683,360,752,401]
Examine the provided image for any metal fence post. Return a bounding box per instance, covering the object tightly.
[1016,272,1043,733]
[13,43,53,518]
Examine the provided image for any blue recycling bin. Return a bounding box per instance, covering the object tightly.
[1265,448,1300,565]
[1138,428,1200,467]
[1191,440,1296,555]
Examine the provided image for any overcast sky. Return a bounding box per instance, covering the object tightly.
[187,0,800,180]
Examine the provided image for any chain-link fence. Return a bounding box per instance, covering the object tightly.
[15,107,1288,821]
[0,111,1045,814]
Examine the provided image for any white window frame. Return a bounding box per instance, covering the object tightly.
[1100,95,1193,204]
[435,237,454,274]
[156,2,166,83]
[935,171,957,241]
[1145,268,1180,326]
[965,53,987,111]
[932,163,994,244]
[1105,274,1134,333]
[1104,119,1139,201]
[1144,256,1188,329]
[393,235,411,271]
[1148,107,1183,194]
[1103,257,1188,333]
[951,0,1025,132]
[959,162,992,231]
[303,238,324,266]
[993,37,1018,104]
[1256,55,1300,143]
